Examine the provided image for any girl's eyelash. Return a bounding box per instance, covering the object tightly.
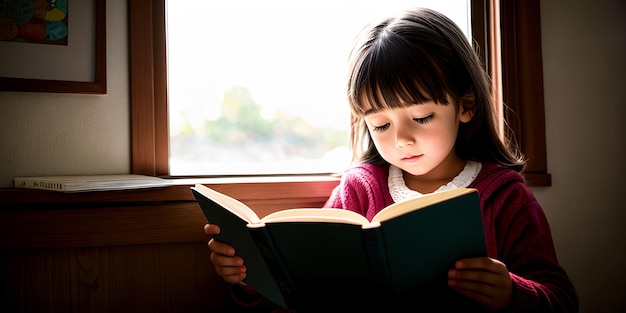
[414,114,434,124]
[371,114,433,132]
[373,123,390,132]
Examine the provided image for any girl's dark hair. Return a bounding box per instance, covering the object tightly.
[346,7,526,172]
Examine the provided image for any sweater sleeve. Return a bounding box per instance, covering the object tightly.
[323,163,393,220]
[479,177,579,313]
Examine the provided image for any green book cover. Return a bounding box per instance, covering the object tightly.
[378,190,486,292]
[190,187,288,308]
[191,184,486,309]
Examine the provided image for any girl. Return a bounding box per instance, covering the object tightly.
[204,7,578,312]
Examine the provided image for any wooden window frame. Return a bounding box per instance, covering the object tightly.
[129,0,551,186]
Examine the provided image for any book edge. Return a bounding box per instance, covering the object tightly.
[192,183,261,224]
[371,187,477,223]
[260,208,369,225]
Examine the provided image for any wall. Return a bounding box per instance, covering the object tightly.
[0,0,130,182]
[0,0,624,312]
[534,0,626,311]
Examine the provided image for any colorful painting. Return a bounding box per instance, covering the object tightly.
[0,0,68,45]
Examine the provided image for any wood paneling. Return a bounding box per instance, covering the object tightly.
[2,243,232,313]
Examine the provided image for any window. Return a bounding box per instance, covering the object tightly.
[129,0,551,186]
[164,0,470,176]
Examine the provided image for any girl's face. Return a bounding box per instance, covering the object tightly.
[363,97,473,182]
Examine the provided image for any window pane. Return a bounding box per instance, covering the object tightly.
[166,0,470,176]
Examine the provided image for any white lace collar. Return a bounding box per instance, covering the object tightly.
[388,161,482,203]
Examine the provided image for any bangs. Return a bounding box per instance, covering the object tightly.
[349,22,458,116]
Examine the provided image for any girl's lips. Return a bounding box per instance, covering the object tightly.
[401,155,421,162]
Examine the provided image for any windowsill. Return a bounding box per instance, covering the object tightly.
[1,170,549,207]
[168,174,342,184]
[0,175,342,206]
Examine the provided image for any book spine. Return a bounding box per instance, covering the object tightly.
[248,227,298,308]
[14,178,65,191]
[362,227,392,293]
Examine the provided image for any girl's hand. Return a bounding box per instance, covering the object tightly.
[204,223,247,284]
[447,257,513,311]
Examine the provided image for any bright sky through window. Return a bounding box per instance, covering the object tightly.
[166,0,470,176]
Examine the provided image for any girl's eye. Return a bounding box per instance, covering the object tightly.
[413,114,434,124]
[372,123,390,132]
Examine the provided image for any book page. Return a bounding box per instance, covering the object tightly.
[261,208,369,225]
[193,184,261,224]
[371,188,477,223]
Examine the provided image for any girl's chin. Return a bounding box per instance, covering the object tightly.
[395,165,431,177]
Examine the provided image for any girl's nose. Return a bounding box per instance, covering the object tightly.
[395,127,415,148]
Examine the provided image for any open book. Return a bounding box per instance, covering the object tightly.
[191,183,487,309]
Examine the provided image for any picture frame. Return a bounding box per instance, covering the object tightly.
[0,0,107,94]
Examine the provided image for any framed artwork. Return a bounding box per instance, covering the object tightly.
[0,0,106,94]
